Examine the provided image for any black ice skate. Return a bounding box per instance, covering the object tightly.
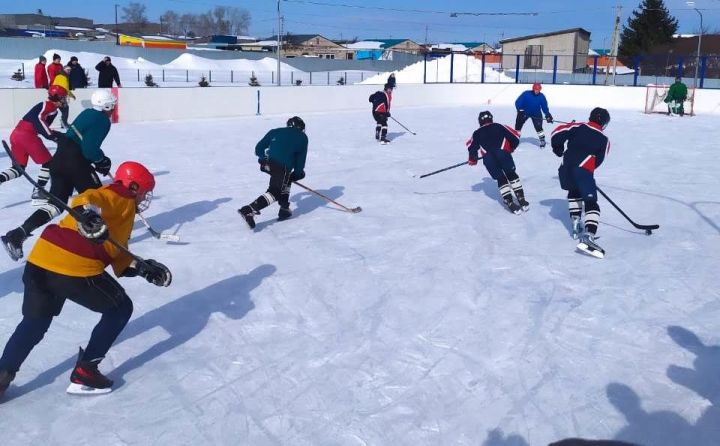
[238,205,258,229]
[576,233,605,259]
[0,369,15,399]
[31,187,48,206]
[380,137,390,145]
[278,207,292,222]
[1,227,28,261]
[375,128,380,141]
[503,197,522,215]
[539,137,546,148]
[66,348,113,395]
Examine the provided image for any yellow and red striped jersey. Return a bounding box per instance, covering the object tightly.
[28,183,136,277]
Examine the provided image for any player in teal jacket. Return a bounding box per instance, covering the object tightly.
[239,117,308,229]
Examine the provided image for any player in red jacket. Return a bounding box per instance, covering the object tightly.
[33,56,49,89]
[1,85,68,202]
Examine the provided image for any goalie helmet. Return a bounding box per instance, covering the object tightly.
[115,161,155,212]
[589,107,610,130]
[287,116,305,132]
[91,89,117,112]
[478,110,493,126]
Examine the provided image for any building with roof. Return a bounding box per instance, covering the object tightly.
[500,28,590,72]
[265,34,354,59]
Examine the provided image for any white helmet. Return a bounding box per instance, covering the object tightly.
[91,89,117,111]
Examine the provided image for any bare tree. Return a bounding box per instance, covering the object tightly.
[213,6,230,35]
[161,10,179,35]
[122,2,148,26]
[227,7,251,36]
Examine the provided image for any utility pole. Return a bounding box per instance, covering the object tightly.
[687,2,703,88]
[277,0,282,86]
[115,4,120,45]
[604,3,621,85]
[424,25,428,45]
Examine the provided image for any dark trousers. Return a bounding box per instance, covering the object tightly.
[559,165,601,234]
[372,112,388,139]
[514,112,543,133]
[249,159,292,212]
[482,149,517,181]
[0,263,133,373]
[21,135,101,235]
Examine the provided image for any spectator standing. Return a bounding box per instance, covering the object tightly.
[67,56,88,90]
[46,53,64,86]
[34,56,49,89]
[95,56,121,88]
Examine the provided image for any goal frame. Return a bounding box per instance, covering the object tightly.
[644,84,695,116]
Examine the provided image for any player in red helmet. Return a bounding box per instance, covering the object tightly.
[1,85,68,199]
[514,82,553,148]
[0,160,171,399]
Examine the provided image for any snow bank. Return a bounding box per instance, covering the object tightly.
[361,54,513,84]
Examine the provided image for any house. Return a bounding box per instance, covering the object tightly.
[266,34,354,59]
[343,41,384,60]
[370,39,425,55]
[500,28,591,72]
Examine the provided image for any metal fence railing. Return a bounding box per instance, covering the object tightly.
[421,53,720,89]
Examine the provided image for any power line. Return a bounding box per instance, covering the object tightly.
[283,0,538,16]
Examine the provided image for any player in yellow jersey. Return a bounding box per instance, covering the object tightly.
[0,161,171,398]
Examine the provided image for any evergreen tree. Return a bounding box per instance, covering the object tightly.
[619,0,678,59]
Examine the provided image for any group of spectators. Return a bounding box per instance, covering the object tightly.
[33,53,122,91]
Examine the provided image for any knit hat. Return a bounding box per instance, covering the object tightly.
[70,56,78,63]
[53,53,61,61]
[39,55,46,62]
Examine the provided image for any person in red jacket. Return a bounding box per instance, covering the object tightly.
[34,56,49,89]
[46,53,64,86]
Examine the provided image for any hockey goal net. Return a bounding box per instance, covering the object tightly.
[644,84,695,115]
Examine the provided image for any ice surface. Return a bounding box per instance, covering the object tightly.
[0,104,718,445]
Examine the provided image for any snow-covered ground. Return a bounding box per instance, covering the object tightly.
[0,104,718,445]
[362,54,513,84]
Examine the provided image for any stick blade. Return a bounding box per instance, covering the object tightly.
[160,234,181,242]
[351,207,362,213]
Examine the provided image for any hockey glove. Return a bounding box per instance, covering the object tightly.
[546,114,554,124]
[385,112,391,118]
[552,144,565,157]
[468,156,478,166]
[517,109,526,120]
[94,156,112,176]
[123,259,172,287]
[289,171,305,182]
[77,206,108,244]
[49,130,64,142]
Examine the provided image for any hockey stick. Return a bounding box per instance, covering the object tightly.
[107,173,180,242]
[293,181,362,213]
[415,161,468,179]
[2,140,149,264]
[390,116,417,135]
[597,186,660,235]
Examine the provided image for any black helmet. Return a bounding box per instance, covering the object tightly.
[478,110,493,126]
[589,107,610,130]
[287,116,305,131]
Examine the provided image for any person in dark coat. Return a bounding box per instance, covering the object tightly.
[95,56,122,88]
[68,56,88,90]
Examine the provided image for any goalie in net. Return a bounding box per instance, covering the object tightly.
[645,76,695,116]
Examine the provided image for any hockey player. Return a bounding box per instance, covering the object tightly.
[1,89,116,261]
[1,85,68,203]
[386,73,397,89]
[467,110,528,214]
[514,82,553,147]
[664,76,688,116]
[369,84,393,144]
[238,116,308,229]
[550,107,611,259]
[0,161,171,398]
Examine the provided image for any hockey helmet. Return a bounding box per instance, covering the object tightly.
[532,82,542,93]
[384,83,393,91]
[589,107,610,130]
[287,116,305,132]
[478,110,493,126]
[91,89,117,112]
[48,84,68,102]
[115,161,155,212]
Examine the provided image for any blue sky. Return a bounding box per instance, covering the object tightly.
[2,0,716,47]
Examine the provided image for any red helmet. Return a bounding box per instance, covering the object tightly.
[114,161,155,211]
[532,82,542,93]
[48,84,68,101]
